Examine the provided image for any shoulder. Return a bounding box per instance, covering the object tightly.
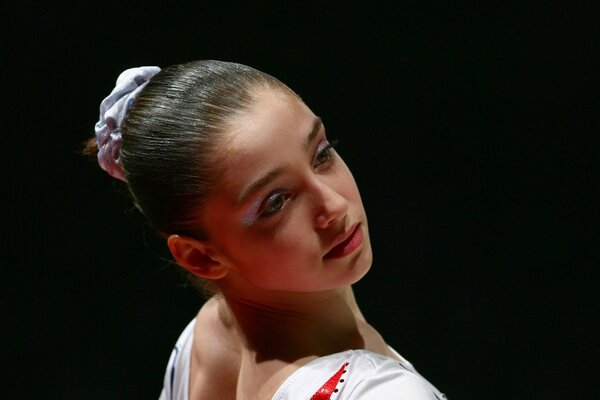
[159,296,241,400]
[189,296,241,399]
[273,350,447,400]
[350,351,446,399]
[193,295,240,365]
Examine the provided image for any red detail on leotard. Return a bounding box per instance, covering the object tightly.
[310,362,349,400]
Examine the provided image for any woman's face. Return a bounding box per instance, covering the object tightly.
[200,87,372,294]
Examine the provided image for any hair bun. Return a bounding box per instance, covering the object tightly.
[94,66,161,181]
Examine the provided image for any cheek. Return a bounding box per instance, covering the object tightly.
[267,217,316,255]
[225,221,314,266]
[263,223,321,270]
[336,166,362,204]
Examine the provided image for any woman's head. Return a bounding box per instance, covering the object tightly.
[90,60,372,294]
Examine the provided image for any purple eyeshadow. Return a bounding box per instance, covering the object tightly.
[241,197,263,226]
[313,139,328,162]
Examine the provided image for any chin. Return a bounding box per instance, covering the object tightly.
[348,246,373,285]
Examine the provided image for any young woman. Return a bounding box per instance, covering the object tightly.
[88,60,446,399]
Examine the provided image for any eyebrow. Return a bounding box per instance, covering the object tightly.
[237,117,323,205]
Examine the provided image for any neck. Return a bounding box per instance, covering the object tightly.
[220,286,367,362]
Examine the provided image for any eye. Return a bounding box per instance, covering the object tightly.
[260,190,291,218]
[313,138,338,167]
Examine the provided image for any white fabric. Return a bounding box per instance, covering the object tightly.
[158,318,195,400]
[271,349,447,399]
[158,318,447,399]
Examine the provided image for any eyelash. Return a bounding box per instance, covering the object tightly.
[259,138,339,219]
[313,139,339,167]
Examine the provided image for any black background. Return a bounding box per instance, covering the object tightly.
[4,2,596,399]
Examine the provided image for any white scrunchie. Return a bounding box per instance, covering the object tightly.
[94,66,161,181]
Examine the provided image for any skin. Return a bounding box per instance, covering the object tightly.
[168,87,399,399]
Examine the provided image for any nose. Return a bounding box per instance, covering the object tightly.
[312,179,348,229]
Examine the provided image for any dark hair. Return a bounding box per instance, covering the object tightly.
[88,60,293,240]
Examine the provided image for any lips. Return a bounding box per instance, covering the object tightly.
[324,224,363,259]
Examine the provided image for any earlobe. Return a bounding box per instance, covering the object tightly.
[167,235,229,280]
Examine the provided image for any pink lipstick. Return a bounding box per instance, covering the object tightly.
[324,224,363,259]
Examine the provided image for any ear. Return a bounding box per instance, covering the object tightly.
[167,235,229,280]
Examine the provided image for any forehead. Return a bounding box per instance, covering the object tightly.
[214,89,317,193]
[226,89,314,152]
